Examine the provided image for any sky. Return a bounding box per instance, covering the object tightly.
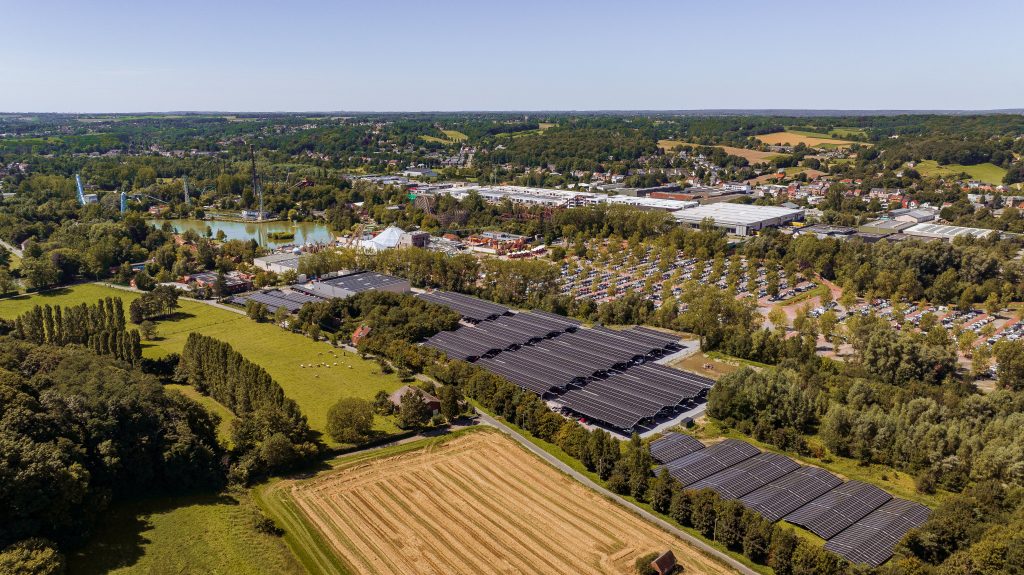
[1,0,1022,112]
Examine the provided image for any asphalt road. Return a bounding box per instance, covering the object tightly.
[476,410,757,575]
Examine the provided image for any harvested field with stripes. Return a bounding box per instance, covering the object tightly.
[261,429,737,575]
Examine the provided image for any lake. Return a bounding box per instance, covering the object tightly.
[147,218,336,248]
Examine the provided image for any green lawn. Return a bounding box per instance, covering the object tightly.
[0,283,404,444]
[69,492,304,575]
[915,159,1007,184]
[440,129,468,141]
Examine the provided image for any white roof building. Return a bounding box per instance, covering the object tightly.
[673,203,805,236]
[903,223,996,241]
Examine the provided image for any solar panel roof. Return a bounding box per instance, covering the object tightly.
[649,433,705,464]
[784,480,893,540]
[689,452,801,500]
[666,439,760,487]
[824,498,931,567]
[740,466,843,522]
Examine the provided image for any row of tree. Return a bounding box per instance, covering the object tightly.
[175,333,319,482]
[10,298,142,365]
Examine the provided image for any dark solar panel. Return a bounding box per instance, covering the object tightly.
[689,453,801,500]
[784,480,893,540]
[665,439,760,487]
[824,498,931,567]
[740,466,843,522]
[649,433,705,464]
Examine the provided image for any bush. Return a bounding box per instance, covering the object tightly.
[0,538,65,575]
[326,397,374,443]
[634,552,658,575]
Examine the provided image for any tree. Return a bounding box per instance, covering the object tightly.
[838,281,856,309]
[139,320,158,340]
[372,390,394,415]
[246,301,268,322]
[767,307,788,332]
[0,538,65,575]
[273,306,288,326]
[397,389,431,429]
[648,468,674,514]
[0,269,17,295]
[133,270,156,291]
[984,292,1002,317]
[438,385,462,422]
[20,258,59,290]
[995,340,1024,390]
[326,398,374,443]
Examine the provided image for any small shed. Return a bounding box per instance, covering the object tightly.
[651,550,678,575]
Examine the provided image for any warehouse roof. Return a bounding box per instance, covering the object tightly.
[673,203,804,226]
[903,223,996,240]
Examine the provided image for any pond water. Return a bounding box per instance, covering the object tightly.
[147,218,336,248]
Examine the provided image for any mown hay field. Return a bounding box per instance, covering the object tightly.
[657,140,781,164]
[260,429,737,575]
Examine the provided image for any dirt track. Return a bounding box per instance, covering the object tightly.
[285,431,738,575]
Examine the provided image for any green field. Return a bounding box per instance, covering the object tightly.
[421,129,468,144]
[915,159,1007,184]
[69,492,304,575]
[787,127,866,139]
[440,129,468,141]
[0,283,404,444]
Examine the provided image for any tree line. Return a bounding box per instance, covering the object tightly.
[175,333,319,483]
[10,297,142,365]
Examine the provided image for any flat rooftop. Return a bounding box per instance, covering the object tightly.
[673,203,804,226]
[904,223,996,239]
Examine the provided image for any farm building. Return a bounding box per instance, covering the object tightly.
[672,203,804,236]
[389,385,440,414]
[903,223,997,241]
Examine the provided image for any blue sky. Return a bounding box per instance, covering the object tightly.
[1,0,1021,112]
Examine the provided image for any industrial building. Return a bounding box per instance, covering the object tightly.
[230,270,408,314]
[253,252,303,274]
[431,185,697,212]
[903,223,997,241]
[857,219,916,236]
[672,203,804,236]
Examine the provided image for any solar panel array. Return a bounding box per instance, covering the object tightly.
[664,439,761,486]
[824,498,931,567]
[740,466,843,521]
[417,290,511,322]
[422,311,581,362]
[649,432,706,463]
[689,452,801,500]
[231,289,322,314]
[784,480,894,540]
[653,436,930,566]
